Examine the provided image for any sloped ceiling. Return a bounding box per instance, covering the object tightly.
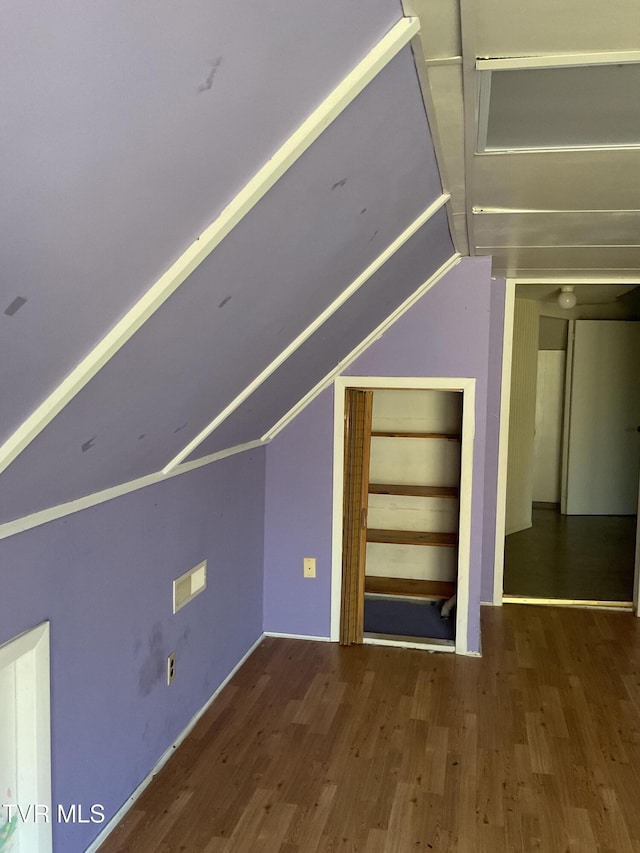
[410,0,640,280]
[1,2,456,525]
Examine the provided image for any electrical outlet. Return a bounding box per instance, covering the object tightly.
[303,557,316,578]
[167,652,176,685]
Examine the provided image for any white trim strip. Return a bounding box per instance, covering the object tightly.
[0,439,265,541]
[474,207,640,215]
[262,253,462,442]
[162,192,450,473]
[0,17,419,479]
[476,50,640,71]
[503,596,634,611]
[263,632,332,642]
[492,280,515,605]
[85,633,265,853]
[364,636,456,652]
[477,144,640,155]
[504,275,640,284]
[424,56,463,67]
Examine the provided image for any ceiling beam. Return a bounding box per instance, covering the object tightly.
[0,16,420,479]
[162,193,450,473]
[476,50,640,70]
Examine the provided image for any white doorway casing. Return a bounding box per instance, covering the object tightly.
[494,280,640,614]
[0,622,52,853]
[331,376,476,655]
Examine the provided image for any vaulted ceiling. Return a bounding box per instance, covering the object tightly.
[3,1,637,531]
[1,1,457,527]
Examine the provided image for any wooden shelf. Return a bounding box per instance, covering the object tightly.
[366,529,457,547]
[371,431,461,441]
[365,576,456,601]
[369,483,458,499]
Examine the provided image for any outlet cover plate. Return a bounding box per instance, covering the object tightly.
[303,557,316,578]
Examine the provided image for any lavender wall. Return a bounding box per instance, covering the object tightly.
[263,390,335,637]
[0,449,265,852]
[263,258,506,653]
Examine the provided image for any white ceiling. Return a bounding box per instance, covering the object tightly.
[406,0,640,281]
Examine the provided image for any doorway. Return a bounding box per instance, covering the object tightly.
[331,376,475,655]
[495,283,640,610]
[0,622,52,853]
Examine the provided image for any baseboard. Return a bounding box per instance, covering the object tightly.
[502,596,634,611]
[263,631,332,642]
[84,633,265,853]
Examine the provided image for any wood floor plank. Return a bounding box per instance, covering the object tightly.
[99,606,640,853]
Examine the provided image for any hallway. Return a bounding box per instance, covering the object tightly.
[504,506,637,601]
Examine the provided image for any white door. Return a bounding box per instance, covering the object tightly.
[533,350,566,504]
[0,624,52,853]
[564,321,640,515]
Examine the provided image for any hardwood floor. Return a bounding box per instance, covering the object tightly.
[504,506,637,601]
[100,605,640,852]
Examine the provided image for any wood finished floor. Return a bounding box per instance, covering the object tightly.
[100,605,640,852]
[504,506,637,601]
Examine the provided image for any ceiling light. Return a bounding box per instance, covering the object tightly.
[557,287,577,309]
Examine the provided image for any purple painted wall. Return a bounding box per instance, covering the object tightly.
[0,449,266,852]
[263,390,335,637]
[263,258,506,653]
[1,0,401,442]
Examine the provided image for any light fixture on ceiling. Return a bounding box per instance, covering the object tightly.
[557,286,577,309]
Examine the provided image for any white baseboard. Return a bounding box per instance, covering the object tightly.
[84,633,265,853]
[263,631,332,642]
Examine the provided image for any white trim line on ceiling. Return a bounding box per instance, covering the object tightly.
[0,439,265,542]
[262,252,462,442]
[479,245,640,250]
[475,207,640,214]
[424,56,463,67]
[0,16,420,480]
[505,275,640,284]
[477,145,640,156]
[162,193,450,473]
[476,50,640,71]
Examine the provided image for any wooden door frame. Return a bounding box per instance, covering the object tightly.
[331,376,476,655]
[494,279,640,614]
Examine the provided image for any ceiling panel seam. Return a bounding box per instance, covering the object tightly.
[162,193,450,474]
[0,439,266,542]
[0,16,419,480]
[401,2,468,256]
[262,252,462,442]
[459,0,479,257]
[476,50,640,70]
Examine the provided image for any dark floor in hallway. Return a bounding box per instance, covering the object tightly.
[504,506,637,601]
